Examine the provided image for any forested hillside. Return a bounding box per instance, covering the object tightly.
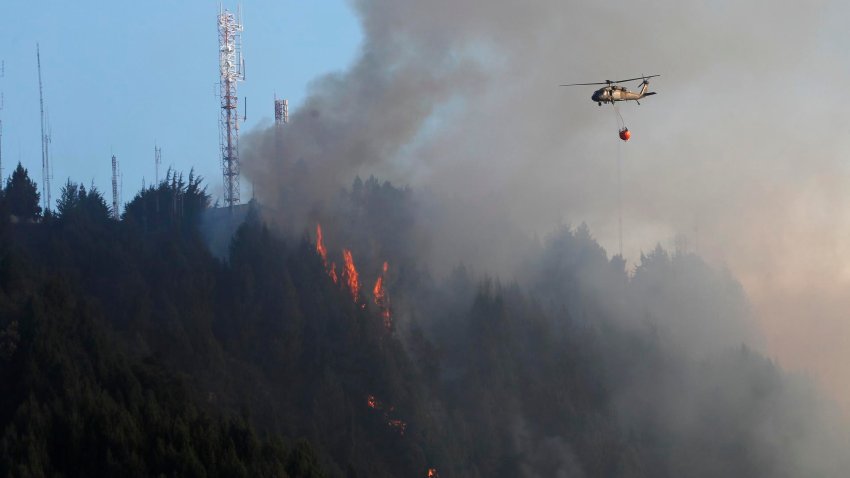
[0,163,847,477]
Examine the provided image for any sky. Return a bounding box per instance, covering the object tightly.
[0,0,362,205]
[5,0,850,415]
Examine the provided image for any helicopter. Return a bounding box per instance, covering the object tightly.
[561,75,660,106]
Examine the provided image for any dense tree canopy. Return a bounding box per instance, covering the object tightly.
[56,180,111,224]
[0,171,846,477]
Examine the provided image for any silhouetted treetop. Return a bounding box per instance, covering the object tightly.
[123,169,210,232]
[5,162,41,221]
[56,180,110,224]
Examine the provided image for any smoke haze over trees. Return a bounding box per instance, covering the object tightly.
[2,163,848,476]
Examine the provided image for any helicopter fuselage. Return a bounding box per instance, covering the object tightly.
[561,74,660,105]
[591,83,655,106]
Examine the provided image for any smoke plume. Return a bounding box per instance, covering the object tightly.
[242,0,850,415]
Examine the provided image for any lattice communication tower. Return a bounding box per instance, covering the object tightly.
[274,97,288,126]
[218,5,245,208]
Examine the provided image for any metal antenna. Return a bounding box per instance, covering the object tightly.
[111,155,119,220]
[0,106,3,182]
[37,45,52,212]
[0,60,4,180]
[154,143,162,184]
[218,3,246,208]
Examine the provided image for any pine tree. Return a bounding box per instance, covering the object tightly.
[5,163,42,220]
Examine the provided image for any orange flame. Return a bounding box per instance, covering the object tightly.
[388,418,407,436]
[342,249,360,302]
[316,224,328,266]
[373,261,391,330]
[427,469,439,478]
[317,224,340,284]
[367,393,407,436]
[329,262,338,284]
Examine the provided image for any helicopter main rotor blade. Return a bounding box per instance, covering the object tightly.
[611,74,660,84]
[560,81,612,86]
[560,75,659,86]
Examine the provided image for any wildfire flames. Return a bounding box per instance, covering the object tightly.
[316,224,339,284]
[373,261,391,330]
[316,224,393,319]
[329,262,338,284]
[366,394,407,436]
[387,419,407,436]
[342,249,360,302]
[314,226,428,476]
[316,224,328,266]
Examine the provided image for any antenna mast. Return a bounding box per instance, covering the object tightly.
[1,60,4,180]
[155,144,162,184]
[111,154,119,220]
[218,4,245,208]
[37,45,51,212]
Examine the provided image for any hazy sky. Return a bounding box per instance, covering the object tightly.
[5,1,850,414]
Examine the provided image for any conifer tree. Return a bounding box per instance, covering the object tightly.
[5,163,42,220]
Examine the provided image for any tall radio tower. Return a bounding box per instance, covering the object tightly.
[37,45,52,213]
[218,5,245,208]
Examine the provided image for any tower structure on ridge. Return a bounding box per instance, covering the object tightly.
[217,5,245,208]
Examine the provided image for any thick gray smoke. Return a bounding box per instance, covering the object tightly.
[243,0,850,412]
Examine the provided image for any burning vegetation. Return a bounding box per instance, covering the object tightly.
[365,394,407,437]
[387,418,407,436]
[342,249,360,302]
[373,261,391,330]
[316,224,328,265]
[329,262,338,284]
[316,224,338,284]
[316,224,394,326]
